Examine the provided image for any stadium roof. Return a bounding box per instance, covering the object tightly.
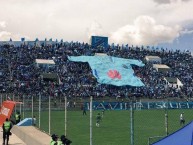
[145,56,162,63]
[153,64,170,69]
[95,53,107,56]
[35,59,55,65]
[145,55,161,59]
[164,77,177,83]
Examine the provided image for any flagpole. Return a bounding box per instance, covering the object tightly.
[12,94,15,113]
[14,94,16,114]
[0,94,2,106]
[64,95,67,136]
[90,96,93,145]
[165,100,168,136]
[60,95,61,110]
[49,94,51,135]
[20,103,21,118]
[23,94,25,119]
[39,93,41,128]
[130,101,134,145]
[32,95,34,126]
[17,94,19,113]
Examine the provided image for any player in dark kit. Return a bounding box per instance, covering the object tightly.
[96,113,102,127]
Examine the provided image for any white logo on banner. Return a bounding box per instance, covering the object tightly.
[1,106,10,116]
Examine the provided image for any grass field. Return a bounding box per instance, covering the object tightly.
[24,109,193,145]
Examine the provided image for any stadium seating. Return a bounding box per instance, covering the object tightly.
[0,41,192,100]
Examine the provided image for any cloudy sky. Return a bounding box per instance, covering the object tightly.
[0,0,193,51]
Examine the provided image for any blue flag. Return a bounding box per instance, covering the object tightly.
[68,55,145,87]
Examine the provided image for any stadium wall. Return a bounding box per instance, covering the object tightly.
[11,126,51,145]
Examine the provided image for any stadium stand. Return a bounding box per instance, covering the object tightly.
[0,41,192,101]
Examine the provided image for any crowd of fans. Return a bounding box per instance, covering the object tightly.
[0,41,193,100]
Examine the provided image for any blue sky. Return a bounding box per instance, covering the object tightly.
[0,0,193,52]
[159,27,193,52]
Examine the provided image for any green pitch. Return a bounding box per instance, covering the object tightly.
[24,109,193,145]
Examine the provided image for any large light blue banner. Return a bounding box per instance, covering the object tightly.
[68,55,145,86]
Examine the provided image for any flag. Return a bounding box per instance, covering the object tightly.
[0,101,15,126]
[68,55,145,87]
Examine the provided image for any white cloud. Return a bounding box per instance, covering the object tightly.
[110,16,182,45]
[181,29,193,35]
[152,0,193,26]
[154,0,170,4]
[153,0,191,4]
[0,19,30,41]
[0,0,155,42]
[0,31,12,40]
[0,21,6,28]
[0,30,30,41]
[0,0,193,50]
[86,21,104,38]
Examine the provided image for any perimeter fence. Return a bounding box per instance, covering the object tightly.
[0,93,192,145]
